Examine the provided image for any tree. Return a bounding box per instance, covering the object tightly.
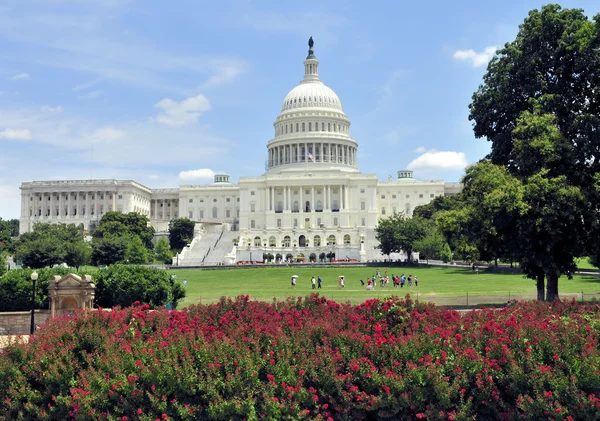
[154,237,174,264]
[125,236,150,264]
[64,241,92,270]
[94,212,155,249]
[169,218,195,251]
[16,237,65,269]
[468,5,599,300]
[413,196,462,220]
[91,236,129,266]
[375,213,428,262]
[0,218,19,253]
[0,252,7,277]
[413,229,446,263]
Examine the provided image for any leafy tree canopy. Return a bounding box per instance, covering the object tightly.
[93,212,155,249]
[168,218,195,251]
[375,213,428,262]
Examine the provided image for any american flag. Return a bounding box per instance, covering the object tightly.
[307,152,315,162]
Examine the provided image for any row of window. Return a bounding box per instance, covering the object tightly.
[32,194,122,201]
[380,193,436,199]
[188,208,237,220]
[283,95,339,108]
[250,234,352,247]
[276,121,349,136]
[381,205,411,216]
[188,197,238,203]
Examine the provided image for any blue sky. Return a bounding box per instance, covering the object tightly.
[1,0,599,219]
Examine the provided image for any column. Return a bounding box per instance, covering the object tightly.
[283,186,287,211]
[271,187,275,211]
[76,192,81,218]
[66,192,71,218]
[325,185,329,210]
[311,187,315,211]
[299,186,303,213]
[112,193,116,212]
[345,185,349,210]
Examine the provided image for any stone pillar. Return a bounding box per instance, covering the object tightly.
[299,186,303,213]
[283,186,287,211]
[67,192,71,218]
[59,193,63,219]
[311,187,315,211]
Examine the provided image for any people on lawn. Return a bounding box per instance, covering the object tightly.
[312,276,316,289]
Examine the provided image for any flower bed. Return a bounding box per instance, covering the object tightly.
[1,295,600,420]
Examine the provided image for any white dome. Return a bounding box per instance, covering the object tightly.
[281,82,343,112]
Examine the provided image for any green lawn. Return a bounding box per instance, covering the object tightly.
[172,266,600,307]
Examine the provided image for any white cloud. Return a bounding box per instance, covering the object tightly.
[8,73,30,80]
[78,89,103,100]
[452,46,497,67]
[179,168,215,182]
[415,146,426,153]
[40,105,63,113]
[154,94,211,127]
[407,151,468,171]
[0,128,32,140]
[92,127,125,142]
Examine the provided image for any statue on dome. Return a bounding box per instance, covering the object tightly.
[308,36,314,49]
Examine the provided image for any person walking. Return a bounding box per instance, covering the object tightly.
[317,276,322,289]
[311,276,316,290]
[415,276,419,287]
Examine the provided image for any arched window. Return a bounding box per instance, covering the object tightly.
[305,201,311,212]
[344,234,351,245]
[283,235,291,247]
[332,199,339,211]
[254,236,262,247]
[405,204,411,216]
[313,235,321,247]
[212,207,218,218]
[316,200,323,211]
[293,201,299,212]
[327,235,336,245]
[302,122,305,132]
[296,123,299,132]
[308,122,312,131]
[269,236,276,247]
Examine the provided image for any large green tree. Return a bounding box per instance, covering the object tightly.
[168,218,195,251]
[154,237,174,264]
[0,218,19,253]
[468,4,599,300]
[94,212,155,249]
[15,223,88,269]
[375,213,428,262]
[91,236,129,266]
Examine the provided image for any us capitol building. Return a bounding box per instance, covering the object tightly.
[19,39,461,264]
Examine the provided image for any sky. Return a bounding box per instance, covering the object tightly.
[1,0,599,219]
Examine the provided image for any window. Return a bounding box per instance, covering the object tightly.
[405,194,410,199]
[251,220,256,228]
[277,219,282,228]
[226,209,231,218]
[212,207,218,218]
[393,207,397,214]
[199,210,204,218]
[381,195,386,199]
[226,198,231,202]
[118,195,123,199]
[392,194,396,199]
[251,203,256,212]
[419,194,423,198]
[251,191,255,196]
[293,190,298,195]
[381,208,386,215]
[200,199,204,203]
[277,190,282,195]
[293,219,298,227]
[333,217,338,226]
[361,201,366,210]
[213,198,217,202]
[305,189,310,195]
[317,218,321,226]
[237,198,240,202]
[360,188,365,193]
[430,193,435,198]
[361,218,366,226]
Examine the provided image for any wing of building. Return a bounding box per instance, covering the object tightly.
[19,40,461,264]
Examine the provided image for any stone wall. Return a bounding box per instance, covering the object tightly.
[0,310,50,335]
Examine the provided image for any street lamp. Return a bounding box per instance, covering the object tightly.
[30,271,38,335]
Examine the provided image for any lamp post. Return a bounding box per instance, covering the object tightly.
[30,271,38,335]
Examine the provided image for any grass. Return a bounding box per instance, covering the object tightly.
[172,266,600,307]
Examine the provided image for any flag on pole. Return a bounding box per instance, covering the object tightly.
[307,152,315,162]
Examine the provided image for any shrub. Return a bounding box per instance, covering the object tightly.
[94,264,185,309]
[0,267,72,311]
[2,296,600,420]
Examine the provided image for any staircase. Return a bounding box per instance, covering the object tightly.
[203,231,238,265]
[176,232,221,266]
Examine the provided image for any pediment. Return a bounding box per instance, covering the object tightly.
[56,274,83,287]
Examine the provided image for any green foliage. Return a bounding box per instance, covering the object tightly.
[439,243,453,263]
[375,213,428,262]
[469,4,600,299]
[91,236,129,266]
[413,228,446,263]
[413,195,462,220]
[15,223,87,269]
[0,252,7,277]
[93,211,155,249]
[124,236,150,264]
[0,218,19,253]
[154,237,174,264]
[93,264,185,308]
[0,267,71,311]
[168,218,195,251]
[64,241,92,269]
